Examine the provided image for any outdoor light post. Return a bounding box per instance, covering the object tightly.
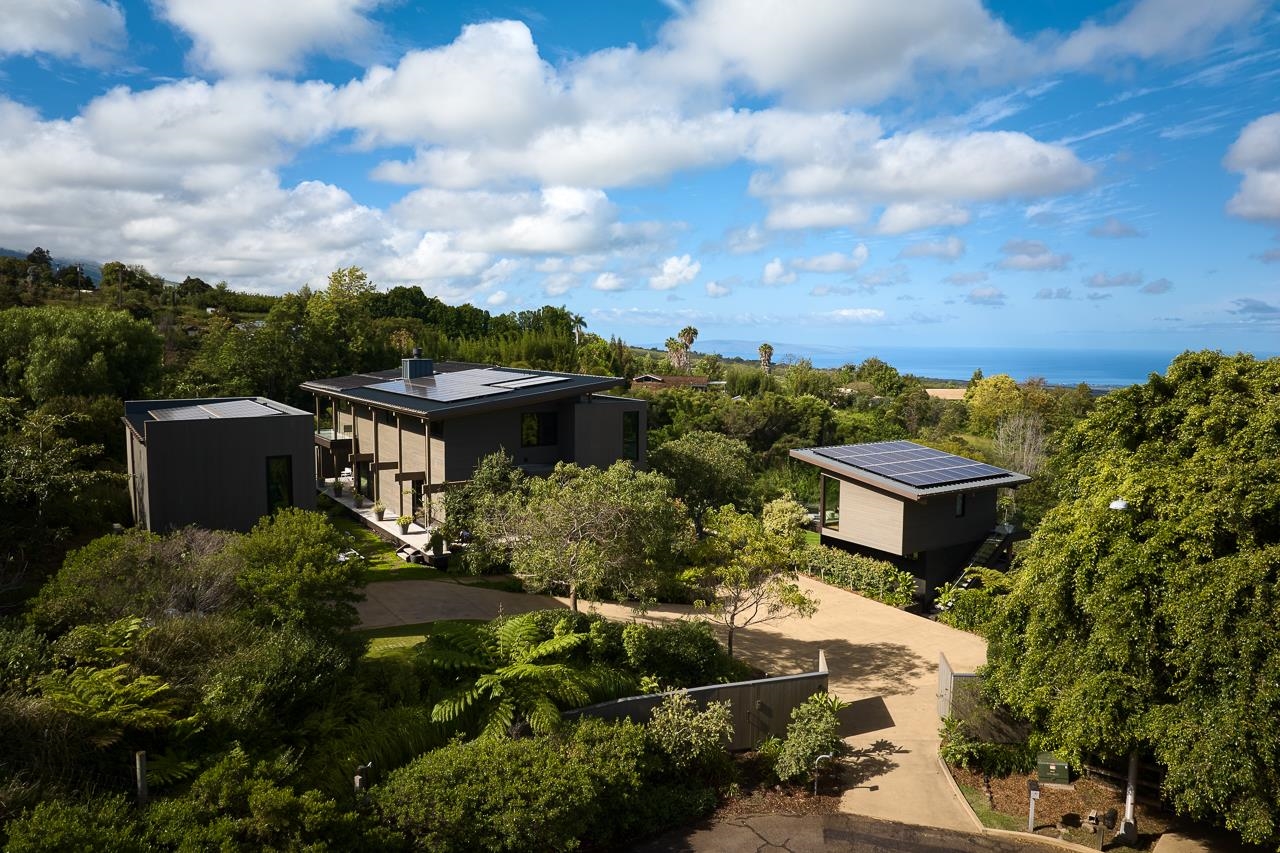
[1027,779,1039,832]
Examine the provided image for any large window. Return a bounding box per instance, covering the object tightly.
[822,475,840,529]
[265,455,293,513]
[521,412,558,447]
[622,411,639,461]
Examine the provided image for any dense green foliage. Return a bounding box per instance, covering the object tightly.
[649,430,755,529]
[759,692,850,783]
[801,544,917,609]
[375,715,718,853]
[477,461,694,610]
[938,716,1036,777]
[985,351,1280,845]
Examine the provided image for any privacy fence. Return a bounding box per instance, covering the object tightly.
[566,651,829,751]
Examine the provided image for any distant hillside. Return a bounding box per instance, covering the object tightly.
[0,247,103,284]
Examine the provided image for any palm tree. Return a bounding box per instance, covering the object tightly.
[570,313,587,346]
[421,614,634,738]
[758,342,774,374]
[678,325,698,350]
[665,337,687,371]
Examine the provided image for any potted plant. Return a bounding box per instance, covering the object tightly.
[397,515,412,535]
[372,499,385,521]
[353,492,365,508]
[428,529,448,570]
[333,480,344,497]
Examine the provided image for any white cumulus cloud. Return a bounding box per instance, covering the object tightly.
[650,254,701,290]
[156,0,383,76]
[0,0,125,64]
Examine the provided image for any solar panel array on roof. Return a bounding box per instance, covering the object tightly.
[813,441,1009,488]
[200,399,282,419]
[366,367,560,404]
[492,374,571,389]
[150,399,282,421]
[150,405,208,421]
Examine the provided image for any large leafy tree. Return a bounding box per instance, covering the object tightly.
[0,306,162,404]
[484,461,693,611]
[985,351,1280,846]
[649,430,755,531]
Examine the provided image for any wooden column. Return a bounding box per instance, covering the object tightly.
[396,416,404,517]
[372,409,380,501]
[424,419,432,525]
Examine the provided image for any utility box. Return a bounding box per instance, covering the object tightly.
[1036,752,1070,784]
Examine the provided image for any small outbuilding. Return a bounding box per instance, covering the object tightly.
[790,440,1031,593]
[123,397,316,533]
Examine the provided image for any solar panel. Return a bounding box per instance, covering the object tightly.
[150,400,282,421]
[151,405,207,421]
[201,400,282,418]
[493,375,571,389]
[812,441,1014,489]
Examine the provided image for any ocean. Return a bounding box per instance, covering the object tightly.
[698,343,1277,388]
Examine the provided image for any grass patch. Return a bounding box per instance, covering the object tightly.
[955,780,1024,832]
[802,530,820,547]
[356,619,481,658]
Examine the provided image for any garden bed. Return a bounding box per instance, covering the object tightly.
[713,752,842,819]
[948,764,1175,850]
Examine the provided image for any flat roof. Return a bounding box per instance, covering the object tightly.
[300,360,625,419]
[790,440,1031,501]
[123,396,310,439]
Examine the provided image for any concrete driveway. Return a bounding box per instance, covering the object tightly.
[358,574,988,832]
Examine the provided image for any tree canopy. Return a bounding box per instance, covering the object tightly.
[984,351,1280,846]
[483,461,694,611]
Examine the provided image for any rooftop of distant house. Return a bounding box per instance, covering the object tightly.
[630,373,710,390]
[790,440,1031,501]
[300,352,626,419]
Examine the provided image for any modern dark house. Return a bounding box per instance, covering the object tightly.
[790,440,1031,593]
[301,352,646,524]
[123,397,315,532]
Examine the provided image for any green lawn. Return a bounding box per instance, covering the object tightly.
[802,529,820,547]
[356,619,480,659]
[316,494,476,583]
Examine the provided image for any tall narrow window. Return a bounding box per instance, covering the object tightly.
[622,411,639,461]
[521,412,558,447]
[265,455,293,513]
[955,493,966,518]
[822,475,840,529]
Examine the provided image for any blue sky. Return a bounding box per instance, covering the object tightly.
[1,0,1279,356]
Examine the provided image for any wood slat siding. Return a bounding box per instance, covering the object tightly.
[832,480,904,553]
[565,652,828,751]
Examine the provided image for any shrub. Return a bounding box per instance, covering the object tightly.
[935,587,1002,635]
[373,735,597,853]
[298,704,450,800]
[145,747,389,851]
[201,625,355,740]
[801,544,916,608]
[3,794,145,853]
[772,692,850,783]
[622,620,729,688]
[938,716,1035,777]
[0,620,51,692]
[645,691,733,780]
